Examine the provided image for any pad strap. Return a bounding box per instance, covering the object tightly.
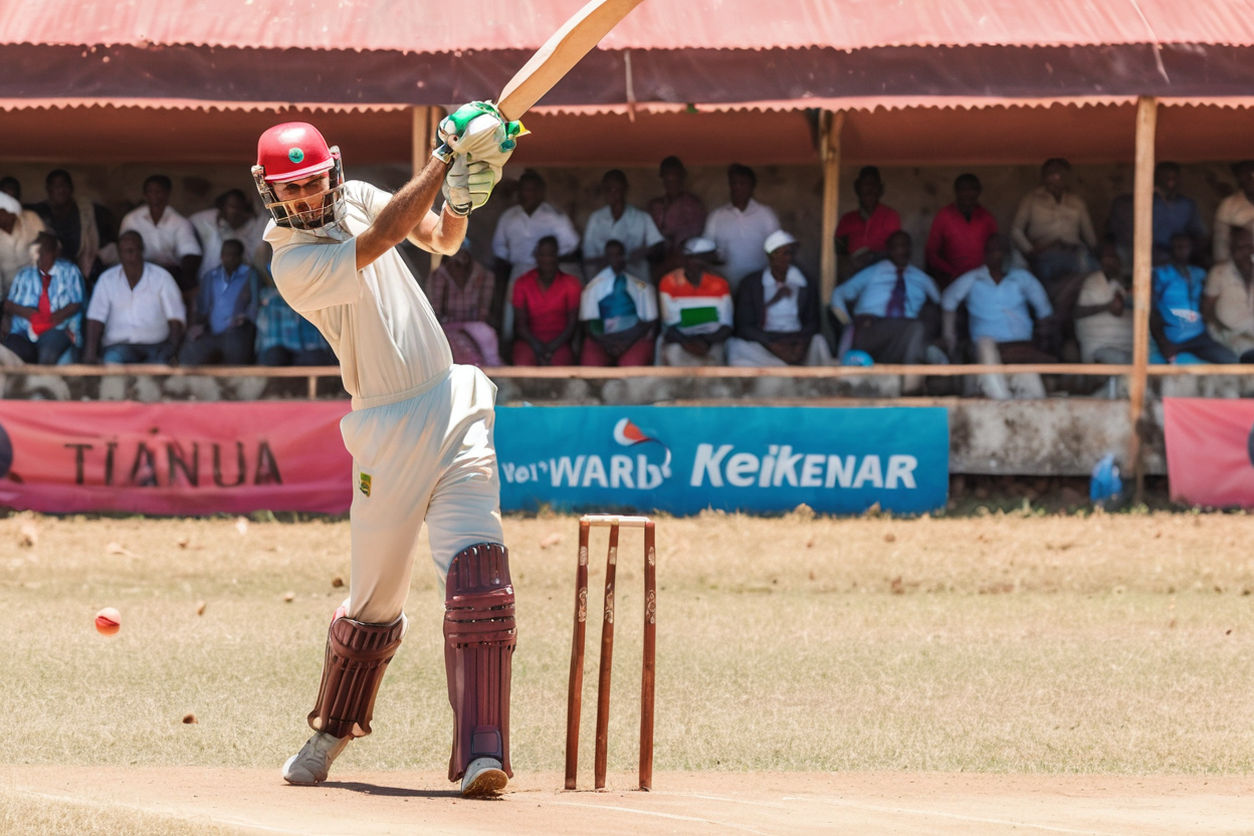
[444,542,516,780]
[307,614,405,739]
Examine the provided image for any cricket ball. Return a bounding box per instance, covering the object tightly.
[95,607,121,636]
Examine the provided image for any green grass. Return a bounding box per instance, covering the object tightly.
[2,510,1252,778]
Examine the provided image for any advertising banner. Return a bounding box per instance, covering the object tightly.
[0,400,352,514]
[496,406,948,515]
[1163,397,1254,508]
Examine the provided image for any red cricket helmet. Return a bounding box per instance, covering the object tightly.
[251,122,346,232]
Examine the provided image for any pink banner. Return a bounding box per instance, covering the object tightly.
[1163,397,1254,508]
[0,400,352,514]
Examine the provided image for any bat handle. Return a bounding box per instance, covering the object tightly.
[433,141,455,165]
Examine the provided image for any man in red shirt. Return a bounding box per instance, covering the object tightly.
[835,166,902,278]
[925,173,999,288]
[511,235,581,365]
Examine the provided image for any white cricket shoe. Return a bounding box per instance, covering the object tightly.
[282,731,350,785]
[460,756,508,797]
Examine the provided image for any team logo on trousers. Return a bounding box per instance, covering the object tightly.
[359,472,372,497]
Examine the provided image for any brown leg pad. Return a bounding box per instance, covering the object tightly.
[445,542,516,781]
[307,614,405,739]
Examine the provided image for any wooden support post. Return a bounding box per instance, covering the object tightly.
[412,105,444,272]
[1128,96,1157,501]
[819,111,845,324]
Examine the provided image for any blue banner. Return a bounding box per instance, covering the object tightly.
[496,406,948,515]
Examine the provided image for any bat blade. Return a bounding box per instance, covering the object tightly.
[496,0,646,121]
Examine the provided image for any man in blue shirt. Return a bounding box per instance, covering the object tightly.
[1151,233,1236,363]
[830,230,941,391]
[942,234,1058,398]
[3,232,84,364]
[180,238,257,365]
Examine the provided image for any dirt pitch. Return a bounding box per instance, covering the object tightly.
[2,510,1253,834]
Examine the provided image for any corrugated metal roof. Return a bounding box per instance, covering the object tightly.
[5,0,1254,52]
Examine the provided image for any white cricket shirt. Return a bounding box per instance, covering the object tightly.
[264,180,452,409]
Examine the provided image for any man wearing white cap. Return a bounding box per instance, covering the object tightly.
[726,230,831,366]
[0,191,46,301]
[657,236,733,365]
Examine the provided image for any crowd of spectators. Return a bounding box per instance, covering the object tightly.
[4,155,1254,398]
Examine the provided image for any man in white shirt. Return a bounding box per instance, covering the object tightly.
[119,174,202,292]
[82,231,185,364]
[703,163,780,291]
[253,106,518,798]
[1214,160,1254,263]
[0,190,45,299]
[491,169,580,338]
[190,188,269,280]
[581,169,663,282]
[579,239,659,366]
[727,230,831,367]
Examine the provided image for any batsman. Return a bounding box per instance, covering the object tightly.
[253,103,520,797]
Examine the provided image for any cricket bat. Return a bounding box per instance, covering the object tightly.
[496,0,647,122]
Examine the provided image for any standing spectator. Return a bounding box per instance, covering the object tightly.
[427,240,501,367]
[3,232,84,364]
[1073,240,1134,364]
[727,230,830,367]
[119,174,202,292]
[1204,227,1254,362]
[512,236,581,366]
[0,177,21,202]
[925,173,997,287]
[1150,162,1207,266]
[190,188,269,281]
[647,155,706,280]
[703,163,780,291]
[581,169,664,282]
[30,169,116,285]
[255,282,335,366]
[836,166,902,277]
[491,169,579,336]
[82,231,186,364]
[1213,161,1254,263]
[657,237,733,366]
[830,230,941,391]
[579,239,658,367]
[1010,157,1097,313]
[0,191,45,298]
[1151,234,1236,363]
[180,239,258,365]
[942,235,1057,399]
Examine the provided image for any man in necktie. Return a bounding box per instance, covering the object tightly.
[829,231,944,393]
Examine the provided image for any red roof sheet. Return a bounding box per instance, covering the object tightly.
[7,0,1254,51]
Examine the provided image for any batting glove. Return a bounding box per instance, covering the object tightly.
[443,157,502,215]
[437,101,524,168]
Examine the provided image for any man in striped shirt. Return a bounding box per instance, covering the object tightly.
[657,236,733,366]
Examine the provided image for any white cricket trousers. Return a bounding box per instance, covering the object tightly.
[338,364,504,624]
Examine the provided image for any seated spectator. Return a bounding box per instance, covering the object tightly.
[1151,233,1236,364]
[0,191,45,299]
[1204,227,1254,362]
[512,236,581,366]
[255,281,335,366]
[0,177,20,202]
[727,231,830,367]
[427,240,501,367]
[647,155,706,279]
[1010,157,1096,314]
[1074,240,1134,364]
[190,189,269,282]
[925,173,997,287]
[3,232,84,364]
[836,166,902,277]
[180,239,258,365]
[82,231,186,364]
[1214,161,1254,263]
[582,169,664,282]
[657,237,733,366]
[1152,162,1207,266]
[942,235,1057,399]
[30,169,117,285]
[703,163,780,291]
[491,169,580,336]
[830,230,941,392]
[579,240,658,366]
[119,174,202,292]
